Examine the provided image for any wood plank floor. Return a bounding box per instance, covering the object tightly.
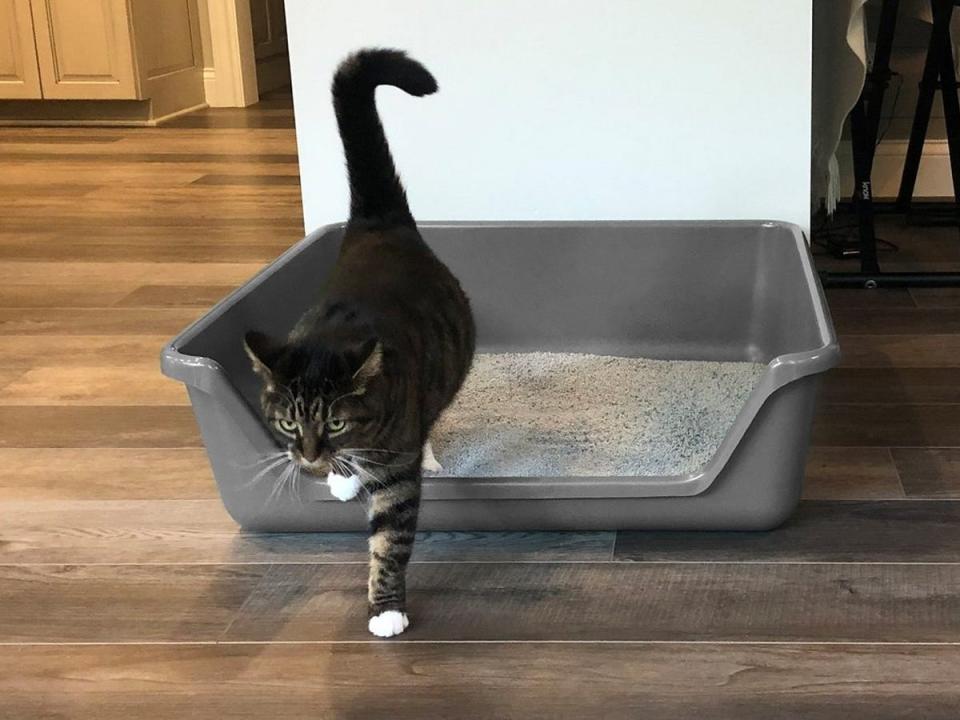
[2,91,960,718]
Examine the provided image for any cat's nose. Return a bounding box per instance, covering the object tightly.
[301,433,320,462]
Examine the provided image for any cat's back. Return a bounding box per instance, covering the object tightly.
[325,225,471,325]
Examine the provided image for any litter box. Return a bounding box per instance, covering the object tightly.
[161,221,839,532]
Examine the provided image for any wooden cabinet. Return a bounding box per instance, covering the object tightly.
[128,0,204,115]
[0,0,42,99]
[0,0,205,122]
[29,0,137,99]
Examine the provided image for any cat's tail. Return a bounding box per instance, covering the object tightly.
[332,48,437,227]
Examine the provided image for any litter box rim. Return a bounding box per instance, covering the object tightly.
[161,220,839,502]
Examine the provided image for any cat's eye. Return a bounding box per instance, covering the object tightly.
[326,418,347,433]
[276,419,299,434]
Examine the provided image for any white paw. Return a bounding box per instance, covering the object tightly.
[421,455,443,473]
[421,440,443,473]
[326,472,360,502]
[368,610,409,638]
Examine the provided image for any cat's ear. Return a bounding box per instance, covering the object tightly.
[244,331,284,379]
[352,339,383,390]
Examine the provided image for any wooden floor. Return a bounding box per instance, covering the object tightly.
[2,92,960,718]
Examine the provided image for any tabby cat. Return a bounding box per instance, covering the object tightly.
[243,49,475,637]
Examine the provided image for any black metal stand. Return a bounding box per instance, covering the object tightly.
[821,0,960,289]
[897,0,960,213]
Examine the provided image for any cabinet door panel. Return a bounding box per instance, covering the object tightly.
[129,0,204,118]
[31,0,137,99]
[0,0,42,99]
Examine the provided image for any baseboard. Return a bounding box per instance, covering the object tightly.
[838,138,955,200]
[151,102,209,126]
[0,98,206,127]
[0,99,152,126]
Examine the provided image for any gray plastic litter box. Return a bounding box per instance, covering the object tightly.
[161,220,839,532]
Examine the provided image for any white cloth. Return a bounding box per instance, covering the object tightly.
[812,0,869,214]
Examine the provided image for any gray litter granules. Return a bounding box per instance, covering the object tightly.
[431,352,766,478]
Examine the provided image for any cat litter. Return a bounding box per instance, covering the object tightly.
[432,352,766,478]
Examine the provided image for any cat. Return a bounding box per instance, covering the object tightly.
[243,48,475,638]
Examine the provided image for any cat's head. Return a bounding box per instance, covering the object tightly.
[243,330,384,475]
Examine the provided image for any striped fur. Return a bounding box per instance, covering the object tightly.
[244,49,475,631]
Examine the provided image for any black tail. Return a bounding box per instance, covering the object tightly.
[332,48,437,227]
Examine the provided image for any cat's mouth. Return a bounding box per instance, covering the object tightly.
[288,450,331,476]
[298,459,330,475]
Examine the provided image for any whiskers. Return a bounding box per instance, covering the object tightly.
[264,459,303,507]
[238,446,414,511]
[339,448,417,468]
[337,455,383,490]
[233,450,289,472]
[238,449,304,507]
[334,448,415,497]
[329,456,375,500]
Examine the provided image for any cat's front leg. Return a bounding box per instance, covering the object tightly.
[366,464,421,637]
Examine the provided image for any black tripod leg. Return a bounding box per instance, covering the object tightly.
[846,0,898,272]
[845,0,899,272]
[865,0,899,155]
[933,0,960,211]
[851,98,881,273]
[897,0,948,211]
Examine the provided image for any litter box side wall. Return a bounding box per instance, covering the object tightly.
[522,374,816,531]
[432,374,818,531]
[184,385,344,530]
[671,221,838,498]
[175,370,816,532]
[231,375,819,532]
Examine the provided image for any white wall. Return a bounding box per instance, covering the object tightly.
[286,0,812,233]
